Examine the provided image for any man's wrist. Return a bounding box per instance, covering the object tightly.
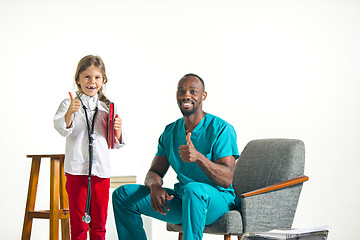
[149,183,162,190]
[195,152,206,163]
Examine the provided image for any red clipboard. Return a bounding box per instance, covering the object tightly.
[107,102,115,149]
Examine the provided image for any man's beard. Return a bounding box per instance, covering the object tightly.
[180,107,197,117]
[179,100,202,117]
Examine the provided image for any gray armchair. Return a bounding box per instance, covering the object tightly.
[167,139,308,240]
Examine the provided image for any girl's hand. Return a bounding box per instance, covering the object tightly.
[67,92,81,114]
[114,114,122,142]
[65,92,81,128]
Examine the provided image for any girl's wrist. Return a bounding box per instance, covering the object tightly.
[64,111,73,128]
[115,131,122,142]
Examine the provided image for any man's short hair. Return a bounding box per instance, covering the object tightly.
[182,73,205,90]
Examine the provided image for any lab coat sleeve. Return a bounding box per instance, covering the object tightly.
[54,99,74,137]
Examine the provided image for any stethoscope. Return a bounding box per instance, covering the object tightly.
[76,91,98,224]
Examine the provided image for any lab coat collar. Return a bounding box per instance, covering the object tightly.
[79,93,98,102]
[79,93,99,111]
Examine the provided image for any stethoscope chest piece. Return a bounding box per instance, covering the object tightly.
[82,213,91,223]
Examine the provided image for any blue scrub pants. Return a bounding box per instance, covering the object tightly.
[112,182,234,240]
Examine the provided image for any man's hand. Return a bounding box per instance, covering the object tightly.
[179,132,236,188]
[65,92,81,128]
[149,185,174,215]
[114,114,122,141]
[145,156,172,214]
[179,132,200,163]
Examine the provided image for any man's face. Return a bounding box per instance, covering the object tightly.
[176,76,207,116]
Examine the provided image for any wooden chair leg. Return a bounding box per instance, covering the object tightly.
[50,156,60,240]
[178,232,183,240]
[22,156,41,240]
[59,156,70,240]
[224,234,231,240]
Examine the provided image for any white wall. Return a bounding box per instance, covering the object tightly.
[0,0,359,239]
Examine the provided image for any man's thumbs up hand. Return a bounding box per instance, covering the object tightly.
[186,132,192,146]
[179,132,199,163]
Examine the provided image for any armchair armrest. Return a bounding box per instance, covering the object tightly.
[240,175,309,198]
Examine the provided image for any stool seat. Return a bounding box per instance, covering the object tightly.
[22,154,70,240]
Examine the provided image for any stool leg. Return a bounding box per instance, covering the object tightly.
[22,156,41,240]
[59,156,70,240]
[50,157,60,240]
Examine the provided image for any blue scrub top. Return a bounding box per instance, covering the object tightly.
[156,113,239,199]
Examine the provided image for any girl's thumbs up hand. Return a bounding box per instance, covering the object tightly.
[67,92,81,114]
[65,92,81,128]
[179,132,199,163]
[68,92,74,100]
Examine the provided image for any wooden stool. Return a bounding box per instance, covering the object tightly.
[22,154,70,240]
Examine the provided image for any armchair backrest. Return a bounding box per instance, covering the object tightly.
[233,139,305,197]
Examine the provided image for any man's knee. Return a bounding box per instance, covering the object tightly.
[182,182,211,202]
[112,184,136,205]
[112,184,151,207]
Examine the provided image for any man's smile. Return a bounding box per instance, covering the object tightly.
[180,100,194,108]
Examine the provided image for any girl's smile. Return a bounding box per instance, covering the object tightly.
[76,65,104,97]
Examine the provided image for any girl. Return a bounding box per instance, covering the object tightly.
[54,55,125,240]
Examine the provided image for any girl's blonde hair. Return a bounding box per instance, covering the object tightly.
[74,55,111,107]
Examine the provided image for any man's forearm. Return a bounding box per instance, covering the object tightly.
[196,155,234,189]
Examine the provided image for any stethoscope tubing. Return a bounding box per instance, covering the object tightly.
[76,92,98,223]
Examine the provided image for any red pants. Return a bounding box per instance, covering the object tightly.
[66,174,110,240]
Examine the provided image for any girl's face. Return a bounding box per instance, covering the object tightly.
[76,65,104,97]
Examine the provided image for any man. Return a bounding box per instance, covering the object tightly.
[112,73,240,240]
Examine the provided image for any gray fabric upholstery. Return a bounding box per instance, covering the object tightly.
[167,210,243,235]
[236,139,305,232]
[233,139,305,196]
[240,184,303,232]
[167,138,306,236]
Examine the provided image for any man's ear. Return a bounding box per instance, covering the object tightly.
[202,91,207,101]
